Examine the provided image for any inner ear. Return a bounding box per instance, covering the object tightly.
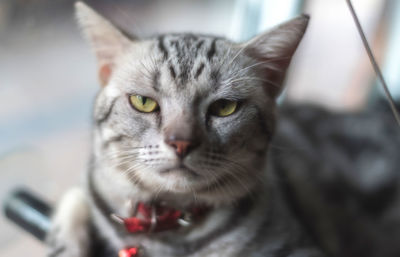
[99,64,112,87]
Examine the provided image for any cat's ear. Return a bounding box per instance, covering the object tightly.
[75,2,132,86]
[243,15,309,98]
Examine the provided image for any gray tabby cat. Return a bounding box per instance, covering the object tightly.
[46,2,323,257]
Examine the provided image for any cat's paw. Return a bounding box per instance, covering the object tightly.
[46,188,90,257]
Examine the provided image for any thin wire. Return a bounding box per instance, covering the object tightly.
[346,0,400,128]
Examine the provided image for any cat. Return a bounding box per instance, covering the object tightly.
[46,2,323,257]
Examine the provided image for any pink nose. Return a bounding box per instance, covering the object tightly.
[167,140,192,157]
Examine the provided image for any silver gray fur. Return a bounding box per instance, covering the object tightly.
[46,2,323,257]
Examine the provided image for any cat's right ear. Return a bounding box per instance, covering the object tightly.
[75,2,132,86]
[241,15,309,98]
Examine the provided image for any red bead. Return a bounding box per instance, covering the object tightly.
[118,247,139,257]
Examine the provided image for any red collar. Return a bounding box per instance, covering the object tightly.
[112,202,209,257]
[88,172,210,257]
[111,202,208,233]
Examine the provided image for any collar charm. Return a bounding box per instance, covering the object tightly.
[118,247,139,257]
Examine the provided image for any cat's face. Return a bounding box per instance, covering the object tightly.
[95,35,274,199]
[76,2,308,203]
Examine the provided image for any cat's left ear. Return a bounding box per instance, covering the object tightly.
[75,2,133,86]
[243,15,309,98]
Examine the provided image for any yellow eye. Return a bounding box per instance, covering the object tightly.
[129,95,159,113]
[210,100,238,117]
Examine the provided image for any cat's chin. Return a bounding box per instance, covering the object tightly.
[160,165,200,178]
[152,167,201,193]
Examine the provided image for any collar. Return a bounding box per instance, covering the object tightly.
[87,167,210,234]
[88,169,210,257]
[110,201,209,234]
[113,202,210,257]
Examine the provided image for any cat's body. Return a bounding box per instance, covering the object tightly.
[46,2,400,257]
[272,102,400,257]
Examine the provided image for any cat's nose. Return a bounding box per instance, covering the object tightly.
[165,138,196,158]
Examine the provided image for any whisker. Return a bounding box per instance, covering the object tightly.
[217,45,233,72]
[222,76,280,88]
[222,56,289,88]
[198,165,231,200]
[222,59,286,83]
[195,156,255,201]
[199,152,265,185]
[225,43,250,69]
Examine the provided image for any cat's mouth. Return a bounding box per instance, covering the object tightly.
[160,164,200,178]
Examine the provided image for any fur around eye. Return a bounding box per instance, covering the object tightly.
[209,99,238,117]
[129,95,159,113]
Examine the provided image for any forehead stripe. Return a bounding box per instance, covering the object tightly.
[194,62,205,79]
[207,38,217,60]
[152,70,160,92]
[169,64,177,79]
[157,35,169,60]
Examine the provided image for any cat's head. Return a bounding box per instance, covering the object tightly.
[75,2,308,204]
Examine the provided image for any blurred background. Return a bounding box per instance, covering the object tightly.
[0,0,399,256]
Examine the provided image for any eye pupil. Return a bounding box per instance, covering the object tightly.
[220,102,227,109]
[138,96,147,105]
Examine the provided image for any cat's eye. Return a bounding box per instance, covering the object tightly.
[209,99,238,117]
[129,95,159,113]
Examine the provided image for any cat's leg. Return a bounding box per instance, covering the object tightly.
[46,188,91,257]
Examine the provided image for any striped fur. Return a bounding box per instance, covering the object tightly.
[46,2,321,257]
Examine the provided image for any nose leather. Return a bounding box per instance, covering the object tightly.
[163,114,201,158]
[166,139,192,158]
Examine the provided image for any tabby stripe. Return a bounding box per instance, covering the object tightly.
[158,36,169,60]
[87,166,127,236]
[87,160,147,236]
[152,70,160,91]
[169,64,177,79]
[87,165,115,219]
[207,38,217,60]
[194,63,205,79]
[156,111,163,130]
[95,98,117,125]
